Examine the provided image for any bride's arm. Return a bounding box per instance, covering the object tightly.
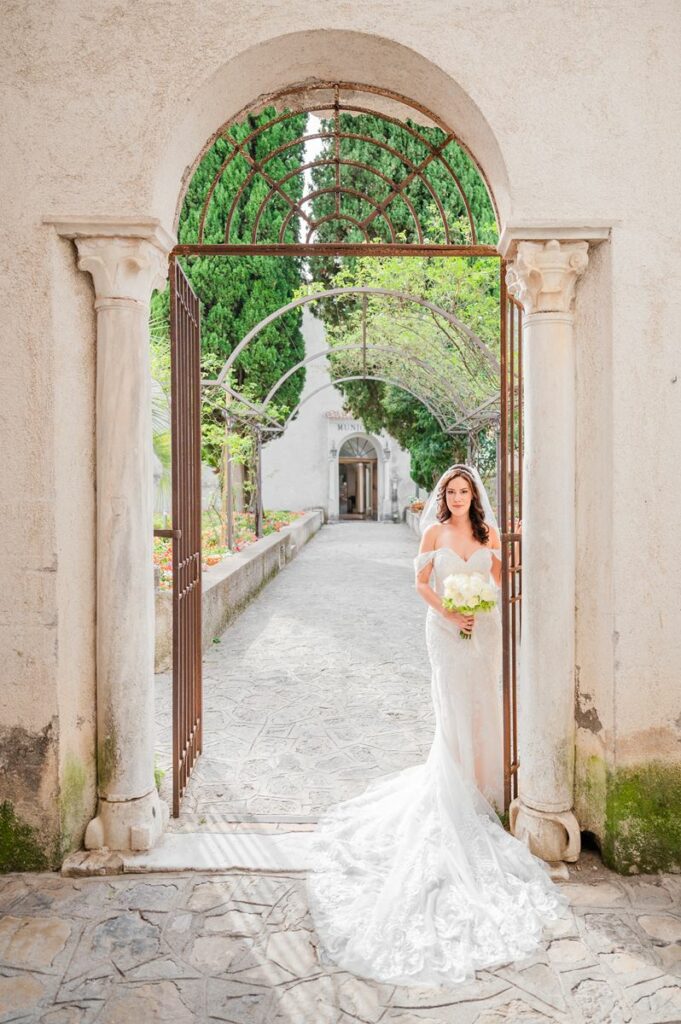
[415,524,444,614]
[415,525,471,629]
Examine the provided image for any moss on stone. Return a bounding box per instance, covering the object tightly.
[0,800,57,872]
[575,752,607,834]
[603,760,681,874]
[97,732,117,791]
[58,754,89,857]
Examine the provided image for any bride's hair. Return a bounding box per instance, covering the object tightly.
[436,466,489,544]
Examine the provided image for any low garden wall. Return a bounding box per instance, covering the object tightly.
[405,508,422,536]
[155,509,324,672]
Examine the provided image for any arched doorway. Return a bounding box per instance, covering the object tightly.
[165,80,521,822]
[338,435,379,520]
[52,55,591,865]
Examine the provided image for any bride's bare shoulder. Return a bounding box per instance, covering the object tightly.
[419,522,440,551]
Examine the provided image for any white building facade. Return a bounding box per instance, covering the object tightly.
[262,308,419,521]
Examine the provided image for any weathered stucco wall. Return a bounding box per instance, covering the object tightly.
[1,0,680,868]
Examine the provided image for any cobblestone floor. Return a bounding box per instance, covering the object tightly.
[2,855,681,1023]
[155,522,434,831]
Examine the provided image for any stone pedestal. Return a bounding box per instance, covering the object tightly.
[505,238,589,863]
[49,217,175,852]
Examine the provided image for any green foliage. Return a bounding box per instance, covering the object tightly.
[305,112,500,489]
[154,754,166,793]
[309,112,497,247]
[302,254,499,489]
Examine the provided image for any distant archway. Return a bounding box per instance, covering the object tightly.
[337,434,381,520]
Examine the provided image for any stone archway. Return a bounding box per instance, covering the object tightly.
[47,30,609,864]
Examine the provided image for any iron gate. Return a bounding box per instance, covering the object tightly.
[169,256,203,816]
[499,264,523,811]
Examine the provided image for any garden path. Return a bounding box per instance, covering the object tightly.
[154,521,433,830]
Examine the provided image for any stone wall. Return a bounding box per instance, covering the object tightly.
[155,510,323,673]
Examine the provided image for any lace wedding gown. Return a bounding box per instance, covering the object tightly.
[306,545,569,987]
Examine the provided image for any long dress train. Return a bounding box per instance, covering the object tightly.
[306,545,569,987]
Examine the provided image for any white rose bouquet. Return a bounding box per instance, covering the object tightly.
[442,572,497,640]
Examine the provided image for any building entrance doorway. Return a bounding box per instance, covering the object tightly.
[338,437,378,519]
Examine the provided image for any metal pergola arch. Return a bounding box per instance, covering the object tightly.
[207,286,501,439]
[216,286,499,385]
[258,344,468,427]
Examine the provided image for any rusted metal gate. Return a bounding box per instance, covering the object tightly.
[168,256,203,816]
[499,265,524,811]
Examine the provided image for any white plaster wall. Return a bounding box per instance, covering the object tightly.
[262,308,336,513]
[262,307,418,517]
[1,0,681,846]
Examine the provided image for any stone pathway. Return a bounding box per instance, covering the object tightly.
[2,854,681,1022]
[155,522,434,831]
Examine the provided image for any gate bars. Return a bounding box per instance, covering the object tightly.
[499,264,523,811]
[169,257,203,816]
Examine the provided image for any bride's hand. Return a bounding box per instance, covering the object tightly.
[443,609,474,633]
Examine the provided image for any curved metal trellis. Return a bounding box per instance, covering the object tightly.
[177,82,499,250]
[208,286,500,435]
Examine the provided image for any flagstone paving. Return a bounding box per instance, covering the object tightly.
[154,521,435,831]
[1,853,680,1022]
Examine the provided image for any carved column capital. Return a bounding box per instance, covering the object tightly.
[45,216,175,307]
[74,235,169,307]
[506,239,589,315]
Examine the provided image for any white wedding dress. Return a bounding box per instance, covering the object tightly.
[306,544,569,987]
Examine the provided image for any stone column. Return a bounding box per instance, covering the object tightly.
[505,238,589,862]
[328,445,338,520]
[48,217,174,852]
[357,462,365,515]
[383,446,392,521]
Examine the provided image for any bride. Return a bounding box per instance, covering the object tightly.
[306,464,569,987]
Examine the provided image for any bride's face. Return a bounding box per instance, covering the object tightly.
[445,475,473,520]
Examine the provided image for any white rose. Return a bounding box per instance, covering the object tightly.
[468,574,484,596]
[481,583,497,603]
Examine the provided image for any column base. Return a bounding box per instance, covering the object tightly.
[509,798,581,862]
[84,788,169,852]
